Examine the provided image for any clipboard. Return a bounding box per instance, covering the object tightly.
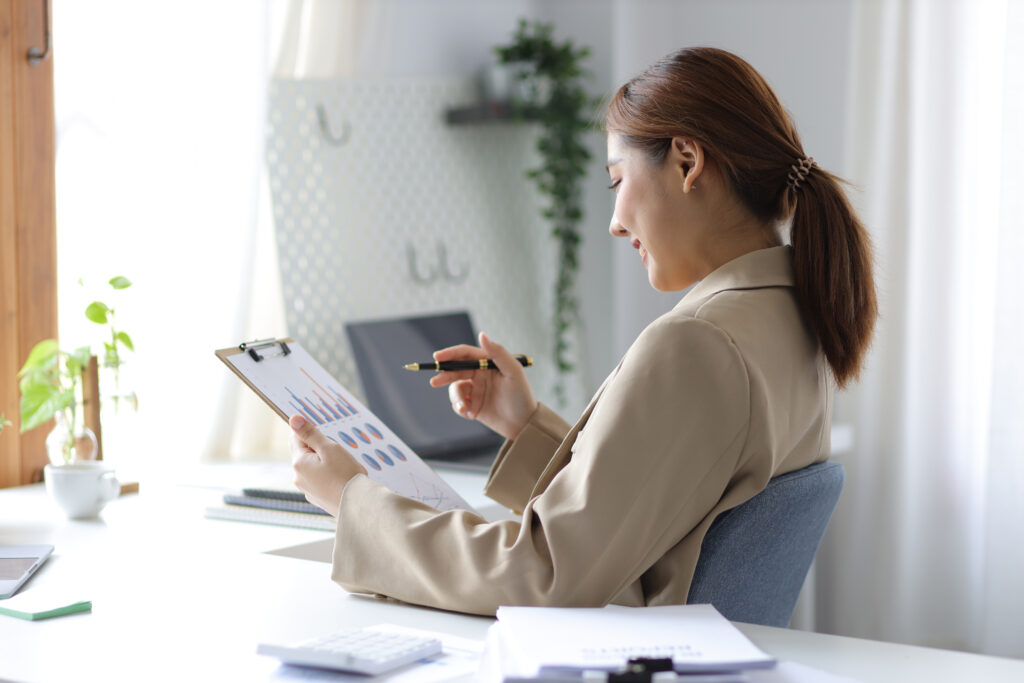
[215,338,295,422]
[214,337,476,513]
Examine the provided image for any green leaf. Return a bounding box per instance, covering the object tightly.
[116,331,135,352]
[85,301,110,324]
[20,384,73,432]
[19,339,59,376]
[19,367,53,395]
[65,346,93,376]
[109,276,132,290]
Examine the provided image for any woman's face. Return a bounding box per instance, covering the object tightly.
[606,134,699,291]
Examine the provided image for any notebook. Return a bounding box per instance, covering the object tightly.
[345,312,505,472]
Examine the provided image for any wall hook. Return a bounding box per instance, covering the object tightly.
[316,103,351,146]
[437,243,469,284]
[406,243,438,285]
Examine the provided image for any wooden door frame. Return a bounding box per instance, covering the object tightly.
[0,0,58,487]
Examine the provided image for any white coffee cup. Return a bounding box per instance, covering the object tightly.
[44,463,120,519]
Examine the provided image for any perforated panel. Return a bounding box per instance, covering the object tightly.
[266,78,581,411]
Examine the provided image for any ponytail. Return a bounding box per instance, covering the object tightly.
[789,168,877,388]
[607,47,878,388]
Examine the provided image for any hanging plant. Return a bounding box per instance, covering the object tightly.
[495,20,596,403]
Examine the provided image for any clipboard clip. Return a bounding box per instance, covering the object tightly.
[608,658,675,682]
[239,338,291,362]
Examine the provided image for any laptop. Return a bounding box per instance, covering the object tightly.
[344,311,504,472]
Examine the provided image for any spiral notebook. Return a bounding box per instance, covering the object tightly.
[215,338,476,514]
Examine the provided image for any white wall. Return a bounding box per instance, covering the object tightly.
[348,0,535,77]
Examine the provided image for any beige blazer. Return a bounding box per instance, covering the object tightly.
[330,246,833,615]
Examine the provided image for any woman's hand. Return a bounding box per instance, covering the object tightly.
[290,414,367,515]
[429,332,538,441]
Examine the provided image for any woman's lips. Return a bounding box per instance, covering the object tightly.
[631,239,647,266]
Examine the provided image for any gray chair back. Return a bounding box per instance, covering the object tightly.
[687,460,844,627]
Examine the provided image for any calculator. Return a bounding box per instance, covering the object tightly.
[257,625,443,675]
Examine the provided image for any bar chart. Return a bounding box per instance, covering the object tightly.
[224,341,474,513]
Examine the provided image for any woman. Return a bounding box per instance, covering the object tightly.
[289,47,877,616]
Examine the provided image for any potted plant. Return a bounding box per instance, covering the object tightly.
[495,20,597,402]
[18,276,135,465]
[18,340,98,464]
[83,275,137,414]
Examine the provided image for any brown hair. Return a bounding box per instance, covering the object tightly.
[606,47,877,388]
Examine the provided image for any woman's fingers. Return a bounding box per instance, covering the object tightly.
[432,343,488,362]
[429,368,482,387]
[448,380,475,418]
[429,343,490,387]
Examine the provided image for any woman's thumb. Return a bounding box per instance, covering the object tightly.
[290,414,329,448]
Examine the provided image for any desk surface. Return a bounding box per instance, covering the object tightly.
[2,462,1022,682]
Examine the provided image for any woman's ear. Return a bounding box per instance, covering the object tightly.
[670,137,705,193]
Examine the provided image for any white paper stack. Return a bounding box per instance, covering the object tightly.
[481,604,776,681]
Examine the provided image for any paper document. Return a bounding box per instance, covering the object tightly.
[221,341,475,513]
[490,604,775,677]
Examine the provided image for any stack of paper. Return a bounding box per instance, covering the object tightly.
[481,604,775,681]
[204,487,339,531]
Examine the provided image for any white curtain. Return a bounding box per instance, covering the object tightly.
[274,0,390,78]
[818,0,1024,656]
[54,1,286,467]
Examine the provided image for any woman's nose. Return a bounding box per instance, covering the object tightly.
[609,215,628,237]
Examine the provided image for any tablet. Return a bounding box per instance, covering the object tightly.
[0,545,53,599]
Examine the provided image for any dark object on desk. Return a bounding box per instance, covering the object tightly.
[503,657,729,683]
[345,312,504,472]
[687,460,845,628]
[223,493,330,516]
[609,658,674,683]
[242,487,307,503]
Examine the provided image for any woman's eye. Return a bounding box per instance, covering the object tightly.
[607,179,621,192]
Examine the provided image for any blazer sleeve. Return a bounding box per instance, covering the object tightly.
[329,316,751,615]
[483,403,571,514]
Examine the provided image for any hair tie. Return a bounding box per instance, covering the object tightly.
[786,156,815,191]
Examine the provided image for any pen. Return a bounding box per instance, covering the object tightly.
[403,356,532,371]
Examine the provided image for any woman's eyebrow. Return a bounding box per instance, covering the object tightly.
[605,158,621,173]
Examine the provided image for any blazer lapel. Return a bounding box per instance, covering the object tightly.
[530,363,620,498]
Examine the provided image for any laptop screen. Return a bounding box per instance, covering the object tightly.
[344,312,504,459]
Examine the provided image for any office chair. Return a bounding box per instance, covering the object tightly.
[687,460,845,628]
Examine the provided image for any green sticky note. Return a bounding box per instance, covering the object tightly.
[0,599,92,621]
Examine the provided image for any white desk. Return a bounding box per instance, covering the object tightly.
[2,463,1023,682]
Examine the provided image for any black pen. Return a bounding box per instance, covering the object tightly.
[403,356,533,371]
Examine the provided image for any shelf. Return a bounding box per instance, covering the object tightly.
[444,102,538,125]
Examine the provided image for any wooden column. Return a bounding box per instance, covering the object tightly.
[0,0,58,487]
[81,355,103,460]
